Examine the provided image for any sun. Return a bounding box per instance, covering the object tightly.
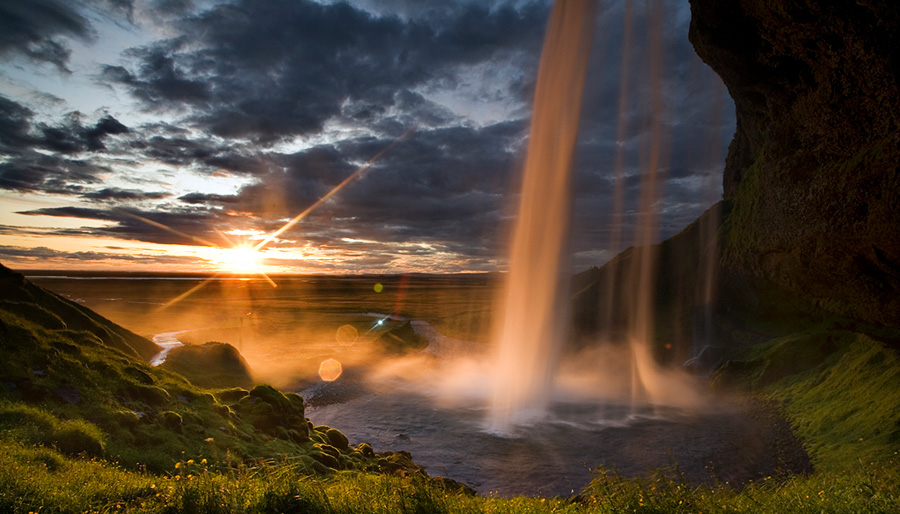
[215,245,264,275]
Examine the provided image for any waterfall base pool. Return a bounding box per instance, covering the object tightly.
[304,380,811,497]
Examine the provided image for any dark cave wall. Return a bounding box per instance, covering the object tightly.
[689,0,900,325]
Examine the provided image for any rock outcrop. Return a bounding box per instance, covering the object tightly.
[161,341,254,388]
[689,1,900,325]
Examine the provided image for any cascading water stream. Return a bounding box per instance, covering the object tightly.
[489,0,713,430]
[488,0,598,433]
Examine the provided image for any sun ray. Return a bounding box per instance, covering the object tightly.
[114,209,220,248]
[253,125,417,252]
[157,274,219,311]
[124,126,415,309]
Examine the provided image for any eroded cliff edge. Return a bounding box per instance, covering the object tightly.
[689,1,900,325]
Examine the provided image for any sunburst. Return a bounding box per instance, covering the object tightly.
[214,245,264,275]
[119,126,416,310]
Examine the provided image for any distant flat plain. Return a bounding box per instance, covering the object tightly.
[27,271,497,386]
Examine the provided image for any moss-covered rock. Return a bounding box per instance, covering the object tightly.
[325,427,349,451]
[375,321,428,354]
[160,341,253,388]
[159,411,184,433]
[231,385,309,442]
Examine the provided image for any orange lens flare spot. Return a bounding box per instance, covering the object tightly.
[335,324,359,344]
[318,358,343,382]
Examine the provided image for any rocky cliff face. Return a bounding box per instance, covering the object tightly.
[689,1,900,325]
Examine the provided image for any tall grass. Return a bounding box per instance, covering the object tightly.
[2,431,897,514]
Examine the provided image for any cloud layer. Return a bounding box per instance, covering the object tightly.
[0,0,733,273]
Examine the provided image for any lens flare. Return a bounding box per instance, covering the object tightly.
[335,324,359,344]
[318,358,343,382]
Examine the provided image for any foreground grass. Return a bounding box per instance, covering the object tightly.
[2,434,898,513]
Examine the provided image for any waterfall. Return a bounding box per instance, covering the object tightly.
[488,0,598,432]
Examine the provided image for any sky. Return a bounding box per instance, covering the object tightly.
[0,0,733,275]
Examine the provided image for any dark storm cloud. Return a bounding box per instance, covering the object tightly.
[104,0,547,143]
[81,187,170,202]
[17,205,223,246]
[178,192,240,205]
[0,244,202,266]
[0,95,37,150]
[0,0,95,72]
[223,120,527,257]
[0,153,104,193]
[0,94,129,155]
[85,115,130,150]
[134,133,217,165]
[121,123,267,174]
[39,113,130,153]
[100,43,212,107]
[0,94,132,194]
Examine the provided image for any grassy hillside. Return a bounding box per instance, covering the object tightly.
[0,264,472,512]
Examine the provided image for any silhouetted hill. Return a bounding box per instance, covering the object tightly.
[0,262,159,360]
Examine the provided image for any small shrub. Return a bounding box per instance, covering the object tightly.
[160,411,184,433]
[51,419,104,457]
[215,388,249,403]
[123,383,170,406]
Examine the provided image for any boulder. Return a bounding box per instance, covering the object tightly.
[161,341,254,388]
